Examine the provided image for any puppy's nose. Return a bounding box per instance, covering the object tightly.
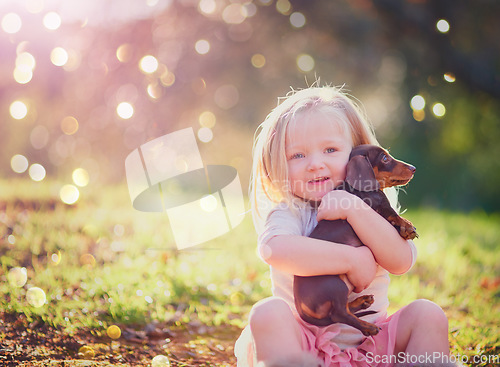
[408,165,416,173]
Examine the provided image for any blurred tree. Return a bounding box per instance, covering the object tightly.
[370,0,500,211]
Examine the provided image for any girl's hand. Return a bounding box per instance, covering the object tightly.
[317,190,363,222]
[346,246,377,293]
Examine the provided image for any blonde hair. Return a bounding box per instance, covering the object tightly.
[250,85,384,230]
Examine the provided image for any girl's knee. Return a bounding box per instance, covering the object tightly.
[411,299,448,330]
[249,297,294,331]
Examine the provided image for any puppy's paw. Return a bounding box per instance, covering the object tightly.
[393,217,418,240]
[361,323,380,336]
[400,225,418,240]
[358,295,375,309]
[348,295,375,313]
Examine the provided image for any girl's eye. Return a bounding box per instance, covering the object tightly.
[326,148,336,153]
[290,153,304,159]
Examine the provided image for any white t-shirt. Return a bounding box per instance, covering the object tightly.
[258,201,417,349]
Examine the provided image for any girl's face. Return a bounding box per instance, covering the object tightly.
[285,110,353,203]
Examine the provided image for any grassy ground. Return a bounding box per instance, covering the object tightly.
[0,179,499,366]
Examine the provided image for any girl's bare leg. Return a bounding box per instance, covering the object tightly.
[394,299,453,366]
[249,297,305,364]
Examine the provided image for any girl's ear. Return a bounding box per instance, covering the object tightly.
[345,155,380,191]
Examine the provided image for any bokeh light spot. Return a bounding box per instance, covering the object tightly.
[78,345,95,359]
[413,109,425,122]
[410,95,426,110]
[197,127,213,143]
[30,125,50,149]
[63,49,81,72]
[50,251,62,265]
[2,13,22,34]
[107,325,121,339]
[14,52,36,84]
[436,19,450,33]
[160,71,175,87]
[290,12,306,28]
[60,184,80,205]
[117,102,134,119]
[8,267,28,288]
[11,154,29,173]
[200,194,217,212]
[25,0,44,14]
[199,0,216,15]
[10,100,28,120]
[114,224,125,236]
[214,84,239,110]
[139,55,159,74]
[116,44,133,63]
[61,116,79,135]
[276,0,292,15]
[26,287,46,308]
[14,66,33,84]
[199,111,216,128]
[174,157,188,173]
[73,168,90,187]
[245,3,257,17]
[432,103,446,117]
[444,73,456,83]
[195,39,210,55]
[147,83,162,99]
[51,47,69,66]
[152,354,171,367]
[80,253,96,267]
[222,3,247,24]
[191,77,207,94]
[43,12,62,30]
[16,52,36,70]
[296,54,315,72]
[29,164,46,181]
[251,53,266,68]
[230,291,245,305]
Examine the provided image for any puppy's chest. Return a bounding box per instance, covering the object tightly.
[336,185,385,209]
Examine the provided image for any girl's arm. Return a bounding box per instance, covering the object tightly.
[317,190,413,275]
[262,235,377,292]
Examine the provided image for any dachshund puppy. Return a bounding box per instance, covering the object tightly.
[294,144,417,336]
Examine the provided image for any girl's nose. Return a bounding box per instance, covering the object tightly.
[307,155,326,171]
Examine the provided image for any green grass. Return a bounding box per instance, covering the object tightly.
[0,179,269,333]
[391,209,500,363]
[1,179,499,365]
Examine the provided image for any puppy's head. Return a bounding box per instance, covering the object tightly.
[346,144,416,191]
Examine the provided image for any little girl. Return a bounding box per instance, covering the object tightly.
[235,85,452,366]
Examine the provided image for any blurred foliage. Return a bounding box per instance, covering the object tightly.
[0,0,499,211]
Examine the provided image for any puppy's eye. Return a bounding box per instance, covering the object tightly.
[382,154,390,163]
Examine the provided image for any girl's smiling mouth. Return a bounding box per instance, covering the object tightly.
[308,176,330,184]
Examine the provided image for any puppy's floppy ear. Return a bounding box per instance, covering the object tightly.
[346,155,380,191]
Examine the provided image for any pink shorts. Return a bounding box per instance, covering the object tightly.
[235,307,407,367]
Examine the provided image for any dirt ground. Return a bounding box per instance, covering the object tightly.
[0,311,240,366]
